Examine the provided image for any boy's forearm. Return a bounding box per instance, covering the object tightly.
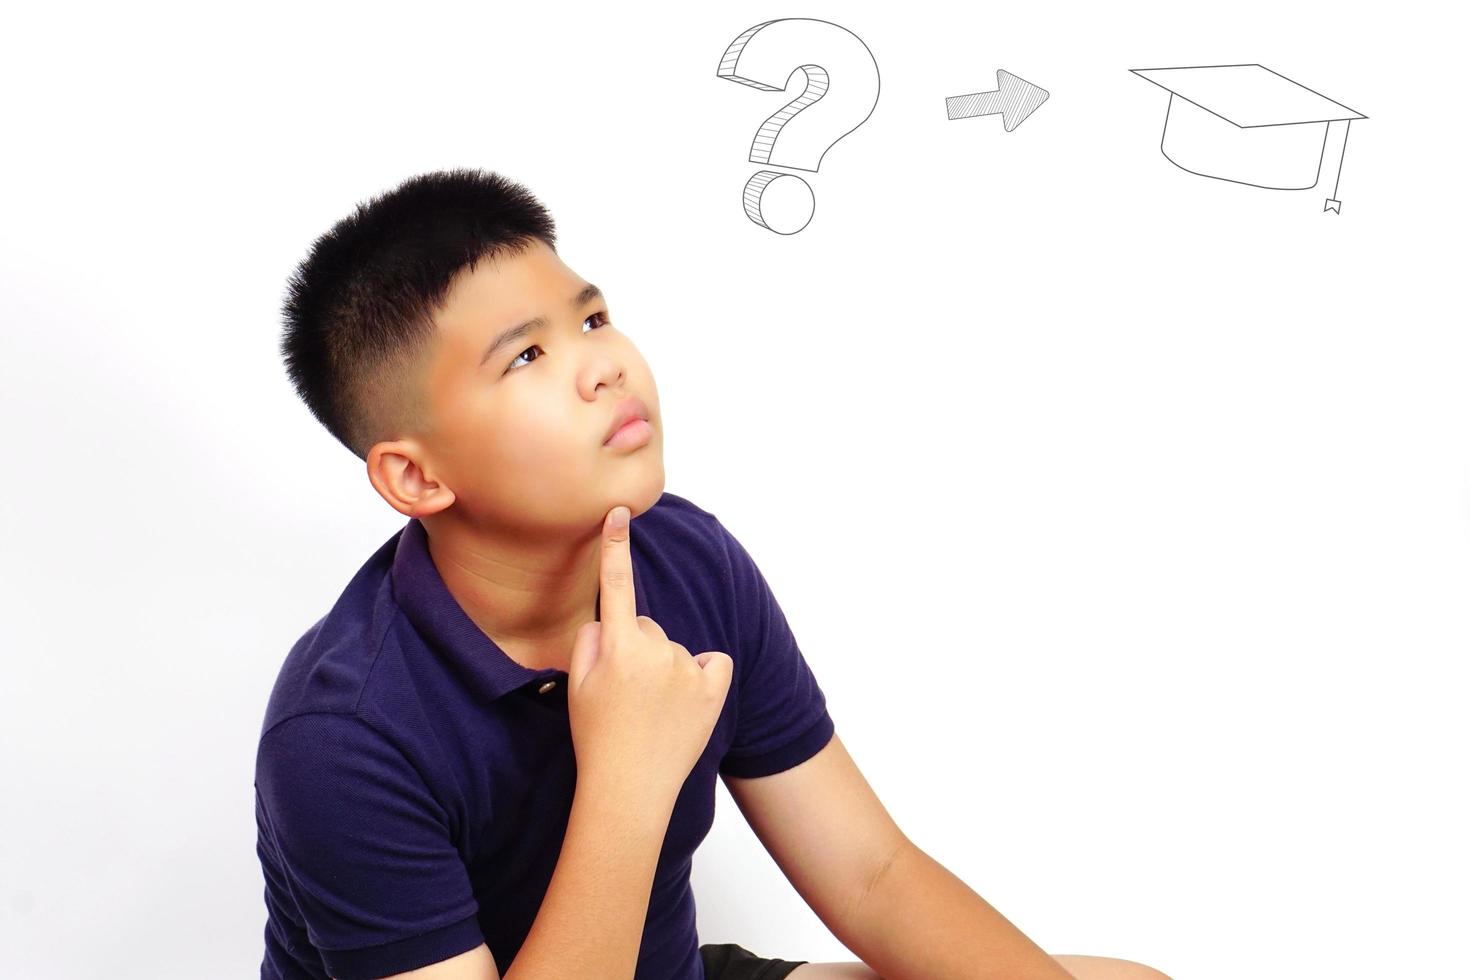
[836,842,1076,980]
[504,776,673,980]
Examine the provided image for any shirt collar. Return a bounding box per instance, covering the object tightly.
[388,516,647,704]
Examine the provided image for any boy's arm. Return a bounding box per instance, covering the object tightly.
[713,511,1054,974]
[497,771,675,980]
[723,732,1072,980]
[721,731,910,934]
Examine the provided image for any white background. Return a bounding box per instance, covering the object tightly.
[2,1,1465,978]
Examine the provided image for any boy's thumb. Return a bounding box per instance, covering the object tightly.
[567,621,602,689]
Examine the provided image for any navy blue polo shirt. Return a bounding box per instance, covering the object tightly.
[254,490,836,980]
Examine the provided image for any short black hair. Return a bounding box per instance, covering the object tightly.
[279,167,558,461]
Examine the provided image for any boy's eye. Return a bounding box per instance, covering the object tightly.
[504,311,611,374]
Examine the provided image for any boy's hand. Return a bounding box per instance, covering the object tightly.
[566,505,734,809]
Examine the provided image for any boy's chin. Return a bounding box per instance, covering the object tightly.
[596,472,667,522]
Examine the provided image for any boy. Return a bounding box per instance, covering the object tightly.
[255,168,1173,980]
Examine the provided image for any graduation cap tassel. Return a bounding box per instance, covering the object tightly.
[1323,118,1352,214]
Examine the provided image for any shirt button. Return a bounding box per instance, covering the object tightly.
[537,680,558,695]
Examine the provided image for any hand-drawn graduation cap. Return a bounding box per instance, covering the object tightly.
[1131,64,1366,211]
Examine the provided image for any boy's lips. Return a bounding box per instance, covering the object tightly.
[603,417,653,449]
[602,395,650,444]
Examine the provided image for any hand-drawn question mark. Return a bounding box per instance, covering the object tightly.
[717,18,879,234]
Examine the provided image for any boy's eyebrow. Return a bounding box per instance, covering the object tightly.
[478,283,604,369]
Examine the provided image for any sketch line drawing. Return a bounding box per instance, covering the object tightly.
[717,18,880,234]
[945,69,1049,131]
[1324,120,1353,213]
[1131,64,1366,213]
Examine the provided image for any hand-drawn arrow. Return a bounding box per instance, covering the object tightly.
[945,69,1049,131]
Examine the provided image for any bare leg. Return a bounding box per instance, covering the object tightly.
[789,953,1173,980]
[787,964,882,979]
[1052,954,1175,980]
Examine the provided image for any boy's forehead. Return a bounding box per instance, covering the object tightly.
[439,241,573,324]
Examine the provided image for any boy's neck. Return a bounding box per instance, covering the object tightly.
[420,512,602,674]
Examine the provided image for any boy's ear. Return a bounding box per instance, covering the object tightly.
[366,440,456,519]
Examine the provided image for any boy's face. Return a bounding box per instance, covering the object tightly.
[397,238,664,533]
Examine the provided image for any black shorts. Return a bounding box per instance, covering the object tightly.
[699,942,809,979]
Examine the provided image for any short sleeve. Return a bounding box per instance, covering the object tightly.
[713,517,836,778]
[254,712,484,979]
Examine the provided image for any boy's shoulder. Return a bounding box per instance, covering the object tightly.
[631,490,732,562]
[639,490,741,579]
[644,488,717,529]
[257,528,403,743]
